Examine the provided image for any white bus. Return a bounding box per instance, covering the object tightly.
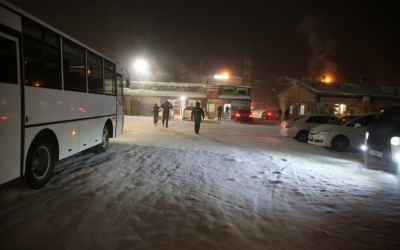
[0,0,124,189]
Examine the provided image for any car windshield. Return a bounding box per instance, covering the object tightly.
[333,115,359,125]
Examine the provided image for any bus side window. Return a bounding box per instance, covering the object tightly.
[25,61,46,87]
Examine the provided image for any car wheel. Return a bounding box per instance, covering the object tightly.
[331,136,349,152]
[24,136,55,189]
[296,130,309,142]
[100,124,110,152]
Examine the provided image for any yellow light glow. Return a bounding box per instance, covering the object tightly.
[72,130,76,136]
[325,77,330,83]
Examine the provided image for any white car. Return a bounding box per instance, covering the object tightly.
[280,114,338,142]
[308,113,379,152]
[182,106,195,120]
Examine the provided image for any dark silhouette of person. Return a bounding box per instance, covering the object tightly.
[217,105,223,121]
[284,109,289,120]
[152,103,160,126]
[161,101,173,128]
[278,107,283,120]
[191,101,205,134]
[225,106,230,118]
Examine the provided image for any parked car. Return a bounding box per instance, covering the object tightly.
[364,104,400,163]
[181,106,195,120]
[280,114,338,142]
[235,108,253,123]
[250,109,264,118]
[262,109,280,120]
[230,109,237,119]
[159,108,174,119]
[308,113,378,152]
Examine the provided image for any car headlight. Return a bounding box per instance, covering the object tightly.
[318,129,332,134]
[391,137,400,146]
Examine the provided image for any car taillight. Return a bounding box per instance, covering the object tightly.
[236,114,240,117]
[268,112,271,116]
[280,123,293,128]
[249,114,253,118]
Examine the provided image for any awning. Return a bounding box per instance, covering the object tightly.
[218,95,251,100]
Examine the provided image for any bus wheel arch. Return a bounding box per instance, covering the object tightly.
[23,130,58,189]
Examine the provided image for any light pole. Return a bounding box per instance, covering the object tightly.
[272,88,276,107]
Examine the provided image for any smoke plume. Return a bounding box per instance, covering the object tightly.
[299,17,337,80]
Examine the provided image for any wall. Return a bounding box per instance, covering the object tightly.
[279,83,317,117]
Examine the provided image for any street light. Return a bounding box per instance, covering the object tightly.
[133,59,149,81]
[214,73,229,84]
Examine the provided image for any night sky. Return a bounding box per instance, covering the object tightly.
[8,0,400,84]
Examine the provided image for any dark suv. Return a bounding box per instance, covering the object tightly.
[235,109,253,123]
[365,104,400,163]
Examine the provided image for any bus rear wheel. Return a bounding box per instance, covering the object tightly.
[99,124,110,152]
[24,136,55,189]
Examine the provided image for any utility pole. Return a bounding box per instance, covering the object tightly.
[244,46,251,86]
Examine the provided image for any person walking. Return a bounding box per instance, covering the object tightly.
[284,109,289,120]
[161,100,173,128]
[217,105,223,121]
[225,106,230,119]
[191,101,205,134]
[152,103,160,126]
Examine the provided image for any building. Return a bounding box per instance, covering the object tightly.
[124,81,251,119]
[278,79,400,118]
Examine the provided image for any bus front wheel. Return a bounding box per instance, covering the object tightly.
[24,136,55,189]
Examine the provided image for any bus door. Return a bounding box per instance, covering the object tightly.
[0,32,22,185]
[116,75,124,136]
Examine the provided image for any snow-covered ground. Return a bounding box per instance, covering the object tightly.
[1,116,399,250]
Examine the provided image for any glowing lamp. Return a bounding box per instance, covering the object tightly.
[391,137,400,146]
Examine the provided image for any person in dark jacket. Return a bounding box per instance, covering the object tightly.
[284,109,289,120]
[161,101,173,128]
[191,101,205,134]
[217,105,223,121]
[152,103,160,126]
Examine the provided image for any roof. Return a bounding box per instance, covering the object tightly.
[125,89,206,98]
[280,80,400,98]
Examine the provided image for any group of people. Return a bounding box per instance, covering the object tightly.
[217,105,230,121]
[152,101,205,134]
[277,107,289,120]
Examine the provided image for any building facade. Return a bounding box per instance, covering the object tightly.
[124,81,251,119]
[279,80,400,118]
